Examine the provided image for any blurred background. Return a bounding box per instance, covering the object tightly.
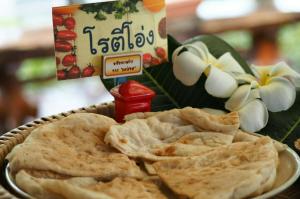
[0,0,299,132]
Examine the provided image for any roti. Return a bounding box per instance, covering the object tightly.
[6,107,285,199]
[180,107,239,133]
[233,130,287,152]
[15,170,167,199]
[105,107,240,161]
[153,137,278,199]
[7,113,143,180]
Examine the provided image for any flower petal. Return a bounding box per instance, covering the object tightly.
[250,65,273,79]
[173,50,208,86]
[172,45,185,64]
[205,66,238,98]
[184,44,208,60]
[239,99,269,133]
[192,41,218,64]
[251,62,300,85]
[270,62,300,81]
[259,77,296,112]
[235,74,257,84]
[216,52,245,74]
[225,83,259,111]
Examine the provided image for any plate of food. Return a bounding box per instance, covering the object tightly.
[4,108,300,199]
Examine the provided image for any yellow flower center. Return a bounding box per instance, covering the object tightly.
[204,59,222,76]
[258,72,271,86]
[204,67,210,76]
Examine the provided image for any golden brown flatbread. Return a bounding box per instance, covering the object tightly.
[7,107,284,199]
[143,161,157,176]
[105,108,239,161]
[180,107,239,133]
[233,130,287,152]
[153,137,278,199]
[85,177,167,199]
[124,108,227,121]
[16,170,167,199]
[151,132,234,157]
[7,113,143,180]
[125,112,157,121]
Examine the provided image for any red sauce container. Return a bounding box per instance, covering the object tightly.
[110,80,156,122]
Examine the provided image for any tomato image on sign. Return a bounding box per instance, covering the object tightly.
[52,4,78,81]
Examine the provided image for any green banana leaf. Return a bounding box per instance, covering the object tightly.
[101,35,300,152]
[260,92,300,149]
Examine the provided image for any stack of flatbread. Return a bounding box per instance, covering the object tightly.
[6,107,286,199]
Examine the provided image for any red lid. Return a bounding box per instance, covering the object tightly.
[110,80,156,102]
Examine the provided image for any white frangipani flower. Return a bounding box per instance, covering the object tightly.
[172,42,245,98]
[226,62,300,133]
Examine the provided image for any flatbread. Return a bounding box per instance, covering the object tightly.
[16,170,167,199]
[85,177,167,199]
[151,132,234,157]
[7,113,143,180]
[125,112,157,121]
[180,107,239,133]
[233,130,287,152]
[7,107,284,199]
[143,161,157,176]
[153,137,278,199]
[124,107,227,121]
[105,108,239,161]
[233,130,259,143]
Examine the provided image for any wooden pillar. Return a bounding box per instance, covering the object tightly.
[0,63,37,132]
[251,27,279,65]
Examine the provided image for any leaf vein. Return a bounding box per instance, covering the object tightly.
[144,69,180,108]
[280,116,300,142]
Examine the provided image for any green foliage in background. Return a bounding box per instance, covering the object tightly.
[218,31,252,51]
[17,57,56,87]
[279,22,300,67]
[80,0,142,20]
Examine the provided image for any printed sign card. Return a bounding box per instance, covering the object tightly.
[52,0,167,80]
